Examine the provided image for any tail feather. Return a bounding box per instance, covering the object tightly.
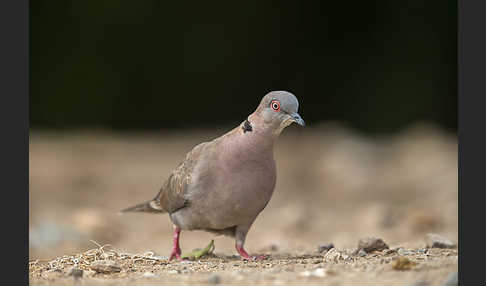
[119,199,166,215]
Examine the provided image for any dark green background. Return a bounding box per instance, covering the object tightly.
[30,1,457,133]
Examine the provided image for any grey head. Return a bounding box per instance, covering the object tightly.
[254,91,305,132]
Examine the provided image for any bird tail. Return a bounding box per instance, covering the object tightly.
[118,199,166,215]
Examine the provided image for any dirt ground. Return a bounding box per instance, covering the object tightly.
[29,122,458,285]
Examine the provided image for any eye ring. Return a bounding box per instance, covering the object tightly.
[270,100,281,112]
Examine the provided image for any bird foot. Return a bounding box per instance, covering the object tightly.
[236,244,267,261]
[169,248,182,261]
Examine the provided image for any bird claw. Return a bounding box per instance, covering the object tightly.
[169,248,182,261]
[252,255,268,261]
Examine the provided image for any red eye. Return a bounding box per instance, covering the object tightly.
[270,100,280,111]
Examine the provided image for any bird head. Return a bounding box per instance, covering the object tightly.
[255,91,305,134]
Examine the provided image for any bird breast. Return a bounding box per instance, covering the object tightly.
[184,130,277,228]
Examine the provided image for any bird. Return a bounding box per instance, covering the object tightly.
[120,91,305,261]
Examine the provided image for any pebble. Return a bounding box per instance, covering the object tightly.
[425,233,456,249]
[383,249,396,255]
[89,260,121,273]
[391,257,417,271]
[397,248,414,256]
[442,272,458,286]
[323,248,343,262]
[317,243,334,253]
[358,250,367,257]
[208,274,221,284]
[67,267,83,278]
[358,237,389,253]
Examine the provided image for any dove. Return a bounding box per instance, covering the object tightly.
[120,91,305,261]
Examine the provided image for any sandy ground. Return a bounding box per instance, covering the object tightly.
[29,122,458,285]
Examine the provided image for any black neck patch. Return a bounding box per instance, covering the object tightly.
[242,119,253,133]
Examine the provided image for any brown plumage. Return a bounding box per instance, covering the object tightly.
[121,91,305,260]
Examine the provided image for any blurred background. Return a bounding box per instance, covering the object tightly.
[29,0,457,259]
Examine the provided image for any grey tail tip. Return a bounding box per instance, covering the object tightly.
[119,200,165,214]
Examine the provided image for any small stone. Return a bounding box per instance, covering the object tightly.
[317,243,334,253]
[397,248,413,256]
[425,233,456,249]
[350,248,360,255]
[392,257,417,271]
[358,250,367,257]
[68,267,83,278]
[358,237,389,253]
[89,260,121,273]
[142,272,156,278]
[168,270,180,274]
[383,249,396,255]
[417,248,428,254]
[323,248,342,262]
[442,272,458,286]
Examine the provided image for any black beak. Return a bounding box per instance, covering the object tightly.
[291,113,305,127]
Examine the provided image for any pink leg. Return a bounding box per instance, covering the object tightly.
[235,243,267,261]
[169,226,182,261]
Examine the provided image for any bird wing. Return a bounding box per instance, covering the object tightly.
[119,141,209,214]
[155,141,208,213]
